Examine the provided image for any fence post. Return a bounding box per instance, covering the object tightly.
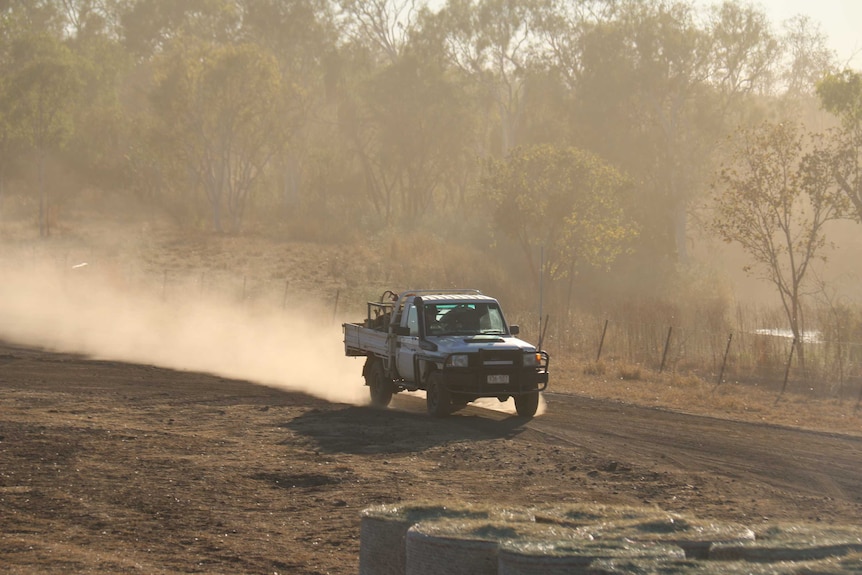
[775,337,797,404]
[716,332,733,387]
[538,314,550,350]
[332,289,340,324]
[596,319,609,362]
[659,326,672,373]
[855,362,862,412]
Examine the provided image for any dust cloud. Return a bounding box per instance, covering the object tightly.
[0,260,369,405]
[1,257,548,416]
[473,395,547,416]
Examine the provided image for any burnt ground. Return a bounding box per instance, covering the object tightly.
[1,342,862,574]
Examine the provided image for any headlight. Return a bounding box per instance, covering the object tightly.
[523,352,542,367]
[446,354,469,368]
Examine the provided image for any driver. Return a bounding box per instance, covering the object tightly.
[424,306,441,333]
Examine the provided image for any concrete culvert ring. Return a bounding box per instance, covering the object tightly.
[587,512,756,560]
[405,519,522,575]
[708,523,862,563]
[359,502,522,575]
[585,557,816,574]
[497,537,685,575]
[532,502,670,530]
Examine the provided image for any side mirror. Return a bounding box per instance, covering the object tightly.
[509,325,519,335]
[394,326,411,336]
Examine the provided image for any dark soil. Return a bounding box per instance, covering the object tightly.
[2,342,862,574]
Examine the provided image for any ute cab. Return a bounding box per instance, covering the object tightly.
[388,291,548,417]
[344,289,550,417]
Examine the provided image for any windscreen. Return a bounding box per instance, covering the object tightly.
[425,302,506,336]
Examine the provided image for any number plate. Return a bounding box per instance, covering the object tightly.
[487,374,509,384]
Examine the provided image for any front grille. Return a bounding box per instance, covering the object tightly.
[478,349,520,368]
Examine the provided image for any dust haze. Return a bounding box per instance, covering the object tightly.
[0,259,368,405]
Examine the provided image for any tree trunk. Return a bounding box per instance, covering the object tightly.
[282,155,301,210]
[211,191,223,233]
[789,296,806,373]
[0,172,5,223]
[38,148,49,237]
[674,202,688,265]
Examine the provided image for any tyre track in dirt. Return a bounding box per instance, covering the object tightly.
[389,390,862,518]
[523,392,862,507]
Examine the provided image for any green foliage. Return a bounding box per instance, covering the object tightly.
[361,51,478,219]
[483,144,637,286]
[435,0,550,155]
[119,0,243,57]
[0,0,855,314]
[706,0,780,96]
[6,33,82,152]
[63,30,135,191]
[336,10,483,224]
[2,30,83,235]
[150,38,293,232]
[817,70,862,221]
[817,69,862,124]
[556,1,777,267]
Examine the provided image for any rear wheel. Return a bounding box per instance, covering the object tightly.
[514,391,539,418]
[366,360,393,408]
[426,372,451,418]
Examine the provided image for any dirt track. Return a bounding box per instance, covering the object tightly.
[2,342,862,574]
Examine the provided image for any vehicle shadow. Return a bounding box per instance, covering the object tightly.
[283,397,532,455]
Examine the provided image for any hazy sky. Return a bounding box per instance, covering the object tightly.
[753,0,861,68]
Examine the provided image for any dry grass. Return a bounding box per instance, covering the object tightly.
[617,364,644,381]
[553,355,862,437]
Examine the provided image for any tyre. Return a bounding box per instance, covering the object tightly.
[426,371,451,418]
[449,396,468,413]
[366,360,393,408]
[514,391,539,418]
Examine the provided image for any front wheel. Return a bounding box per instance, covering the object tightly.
[514,391,539,418]
[366,360,393,408]
[426,372,451,418]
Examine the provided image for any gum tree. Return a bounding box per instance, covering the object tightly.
[0,12,16,220]
[817,69,862,222]
[712,121,849,366]
[6,32,81,237]
[150,39,293,232]
[484,144,637,295]
[434,0,550,156]
[336,2,480,222]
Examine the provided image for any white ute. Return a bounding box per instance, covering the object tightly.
[343,289,549,417]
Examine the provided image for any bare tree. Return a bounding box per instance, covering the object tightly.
[336,0,425,65]
[435,0,549,156]
[779,14,835,97]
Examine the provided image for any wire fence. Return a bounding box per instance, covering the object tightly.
[518,307,862,401]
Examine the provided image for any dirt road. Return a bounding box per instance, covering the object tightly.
[1,342,861,574]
